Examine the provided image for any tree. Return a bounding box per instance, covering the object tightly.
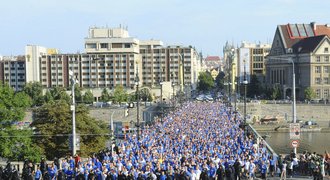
[100,88,110,102]
[0,83,41,162]
[304,87,316,101]
[31,100,108,159]
[0,83,32,124]
[197,72,214,92]
[44,90,53,103]
[271,86,281,100]
[74,84,83,103]
[83,90,94,104]
[247,74,262,98]
[23,82,44,106]
[49,87,71,104]
[215,71,225,90]
[0,128,43,162]
[113,85,128,103]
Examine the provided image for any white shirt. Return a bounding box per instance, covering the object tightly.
[282,163,287,171]
[190,172,197,180]
[195,169,201,180]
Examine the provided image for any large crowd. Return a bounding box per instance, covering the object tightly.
[1,101,330,180]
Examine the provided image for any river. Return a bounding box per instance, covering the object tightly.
[261,131,330,155]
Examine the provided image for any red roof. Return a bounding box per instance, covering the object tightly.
[205,56,220,61]
[280,23,330,48]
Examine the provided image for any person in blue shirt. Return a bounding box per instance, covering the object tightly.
[261,161,268,179]
[34,166,42,180]
[208,163,216,179]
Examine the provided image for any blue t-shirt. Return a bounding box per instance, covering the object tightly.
[35,169,42,179]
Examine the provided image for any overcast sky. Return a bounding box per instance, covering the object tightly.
[1,0,329,57]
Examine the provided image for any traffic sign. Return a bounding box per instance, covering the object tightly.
[291,140,300,148]
[290,123,300,139]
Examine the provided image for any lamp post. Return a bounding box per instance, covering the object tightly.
[135,67,140,141]
[172,82,176,108]
[234,77,238,112]
[171,72,176,109]
[288,59,297,124]
[269,57,297,153]
[159,61,163,123]
[243,60,248,133]
[69,70,77,156]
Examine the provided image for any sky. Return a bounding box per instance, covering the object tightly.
[0,0,329,57]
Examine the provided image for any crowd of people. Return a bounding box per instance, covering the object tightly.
[1,101,329,180]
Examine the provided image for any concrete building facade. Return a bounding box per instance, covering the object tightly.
[266,22,330,101]
[37,27,201,100]
[0,56,26,91]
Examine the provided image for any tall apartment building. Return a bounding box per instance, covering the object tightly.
[223,42,270,94]
[238,42,271,83]
[39,27,201,94]
[0,56,26,91]
[266,22,330,100]
[140,42,200,89]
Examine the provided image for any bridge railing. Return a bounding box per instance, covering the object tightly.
[247,124,278,157]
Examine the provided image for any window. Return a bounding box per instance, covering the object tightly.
[316,56,321,62]
[324,77,329,84]
[124,43,131,48]
[324,89,329,98]
[316,89,321,98]
[325,56,330,62]
[324,66,329,73]
[86,43,96,49]
[315,66,321,73]
[315,78,321,84]
[100,43,108,49]
[112,43,122,48]
[325,47,329,53]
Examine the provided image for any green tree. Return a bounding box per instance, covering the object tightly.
[100,88,110,102]
[0,83,41,162]
[50,87,71,104]
[197,71,214,92]
[31,100,108,159]
[247,74,262,98]
[215,71,225,90]
[74,84,83,103]
[83,90,94,104]
[304,87,316,101]
[0,129,43,162]
[0,83,32,124]
[23,82,44,106]
[113,85,128,103]
[271,86,281,100]
[44,90,53,103]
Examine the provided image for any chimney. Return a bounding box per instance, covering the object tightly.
[311,22,317,31]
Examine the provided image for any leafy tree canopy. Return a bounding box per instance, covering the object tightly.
[0,83,31,125]
[100,88,111,102]
[0,83,41,162]
[304,87,316,101]
[31,100,108,159]
[113,85,128,103]
[23,82,44,106]
[83,90,94,104]
[247,74,262,98]
[197,71,214,92]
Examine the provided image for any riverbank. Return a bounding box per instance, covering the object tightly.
[252,123,330,133]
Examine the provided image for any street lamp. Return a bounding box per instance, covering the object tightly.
[234,77,238,112]
[135,66,140,141]
[159,59,163,123]
[268,57,297,153]
[69,70,77,156]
